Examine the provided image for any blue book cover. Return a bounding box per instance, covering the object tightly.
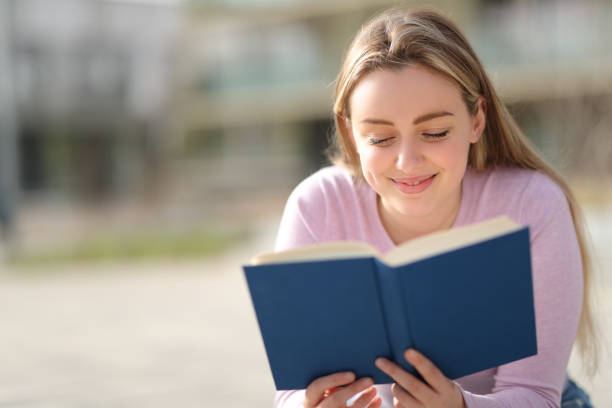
[243,216,537,390]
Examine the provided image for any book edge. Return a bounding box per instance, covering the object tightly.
[250,216,522,267]
[250,240,379,265]
[381,216,522,267]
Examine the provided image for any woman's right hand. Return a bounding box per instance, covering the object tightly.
[303,372,382,408]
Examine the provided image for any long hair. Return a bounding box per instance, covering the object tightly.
[330,7,600,376]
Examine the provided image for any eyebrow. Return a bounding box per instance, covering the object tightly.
[359,118,394,126]
[359,111,454,126]
[413,111,454,125]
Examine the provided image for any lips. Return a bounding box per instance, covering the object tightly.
[391,174,437,194]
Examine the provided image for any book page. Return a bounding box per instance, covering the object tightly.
[382,216,523,267]
[250,241,379,265]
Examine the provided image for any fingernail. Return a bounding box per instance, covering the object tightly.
[375,358,387,368]
[344,372,355,380]
[360,377,373,386]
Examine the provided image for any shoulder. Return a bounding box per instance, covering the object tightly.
[294,165,358,193]
[287,165,363,209]
[492,167,563,197]
[489,167,567,216]
[463,167,569,224]
[468,167,561,195]
[275,166,370,250]
[469,166,565,204]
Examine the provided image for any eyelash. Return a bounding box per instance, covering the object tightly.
[367,137,393,145]
[423,130,449,139]
[367,130,449,145]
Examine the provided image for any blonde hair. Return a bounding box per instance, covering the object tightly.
[330,7,600,376]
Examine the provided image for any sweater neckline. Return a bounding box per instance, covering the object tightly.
[365,171,470,252]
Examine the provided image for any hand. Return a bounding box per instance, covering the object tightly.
[303,371,382,408]
[375,349,466,408]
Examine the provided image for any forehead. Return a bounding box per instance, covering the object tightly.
[348,65,466,120]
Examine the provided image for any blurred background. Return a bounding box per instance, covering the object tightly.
[0,0,610,406]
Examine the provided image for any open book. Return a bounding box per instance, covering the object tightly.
[243,216,537,390]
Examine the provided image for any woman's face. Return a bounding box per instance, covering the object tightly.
[347,65,484,226]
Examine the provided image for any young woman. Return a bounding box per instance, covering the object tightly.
[273,8,598,408]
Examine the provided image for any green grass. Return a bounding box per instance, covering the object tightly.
[8,227,250,266]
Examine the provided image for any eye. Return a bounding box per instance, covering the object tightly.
[422,130,449,139]
[367,136,395,146]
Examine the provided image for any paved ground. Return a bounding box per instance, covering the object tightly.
[0,211,610,407]
[0,219,279,408]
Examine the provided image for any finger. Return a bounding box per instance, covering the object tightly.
[323,387,341,398]
[375,358,435,404]
[346,387,377,408]
[322,377,373,408]
[365,396,383,408]
[391,383,423,408]
[404,349,453,393]
[304,372,355,407]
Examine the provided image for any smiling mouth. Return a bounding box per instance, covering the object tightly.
[391,174,437,194]
[400,178,429,186]
[393,174,437,185]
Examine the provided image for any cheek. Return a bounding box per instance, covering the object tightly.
[359,147,393,176]
[438,139,470,174]
[356,146,394,190]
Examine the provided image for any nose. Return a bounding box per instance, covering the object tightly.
[396,137,424,171]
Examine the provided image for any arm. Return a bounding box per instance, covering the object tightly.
[460,177,583,408]
[271,180,319,408]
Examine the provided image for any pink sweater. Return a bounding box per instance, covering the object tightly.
[273,166,582,408]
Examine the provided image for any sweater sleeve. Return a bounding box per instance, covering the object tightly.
[274,173,330,253]
[460,174,583,408]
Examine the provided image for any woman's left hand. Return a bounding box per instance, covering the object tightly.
[375,349,466,408]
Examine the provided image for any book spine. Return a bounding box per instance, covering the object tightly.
[374,260,415,374]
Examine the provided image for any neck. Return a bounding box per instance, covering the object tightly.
[377,188,462,245]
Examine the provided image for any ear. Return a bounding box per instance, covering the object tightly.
[470,97,486,143]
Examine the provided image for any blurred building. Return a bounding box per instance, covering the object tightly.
[177,0,612,200]
[1,0,612,249]
[3,0,179,203]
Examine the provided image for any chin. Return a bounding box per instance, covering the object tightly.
[388,197,436,218]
